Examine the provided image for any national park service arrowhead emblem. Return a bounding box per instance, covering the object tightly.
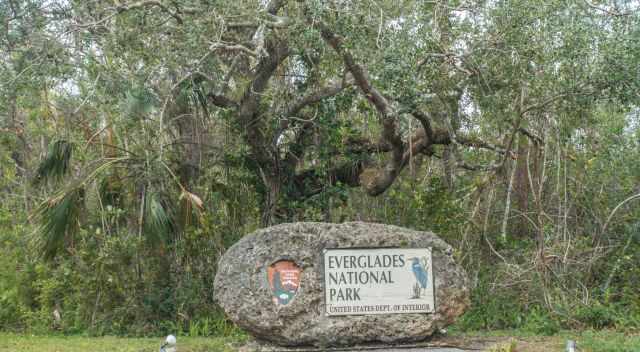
[267,260,301,306]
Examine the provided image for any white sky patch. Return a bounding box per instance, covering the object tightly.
[287,56,307,86]
[624,107,640,136]
[387,17,405,31]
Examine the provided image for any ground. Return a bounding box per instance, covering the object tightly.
[0,330,638,352]
[0,334,239,352]
[448,330,640,352]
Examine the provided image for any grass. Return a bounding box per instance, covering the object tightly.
[575,330,640,352]
[456,329,640,352]
[0,333,244,352]
[1,330,638,351]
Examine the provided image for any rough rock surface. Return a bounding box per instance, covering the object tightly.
[214,222,469,347]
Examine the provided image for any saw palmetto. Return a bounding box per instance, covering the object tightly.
[34,140,74,185]
[143,190,175,248]
[34,187,85,260]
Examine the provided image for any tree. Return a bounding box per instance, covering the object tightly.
[3,0,640,334]
[17,0,640,248]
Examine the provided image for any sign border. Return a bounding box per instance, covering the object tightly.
[322,246,435,316]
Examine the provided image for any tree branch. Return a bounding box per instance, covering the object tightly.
[583,0,636,16]
[235,38,289,169]
[283,77,353,118]
[207,93,238,109]
[307,10,515,196]
[312,17,409,196]
[456,134,510,155]
[237,41,289,124]
[518,127,544,145]
[410,109,434,141]
[209,42,259,58]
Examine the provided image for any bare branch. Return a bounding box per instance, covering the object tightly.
[209,42,258,58]
[234,38,289,170]
[521,93,568,115]
[114,1,183,23]
[584,0,636,16]
[518,127,544,145]
[456,134,511,155]
[73,0,184,28]
[319,30,393,116]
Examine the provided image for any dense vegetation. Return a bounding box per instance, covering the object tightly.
[1,0,639,338]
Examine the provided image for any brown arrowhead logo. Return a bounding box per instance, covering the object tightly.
[267,260,301,306]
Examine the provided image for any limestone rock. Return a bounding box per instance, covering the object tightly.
[214,222,469,347]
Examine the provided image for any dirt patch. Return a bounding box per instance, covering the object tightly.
[240,334,565,351]
[480,336,564,351]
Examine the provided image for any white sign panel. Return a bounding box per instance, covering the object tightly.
[324,248,435,316]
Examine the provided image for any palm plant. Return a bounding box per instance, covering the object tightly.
[32,81,208,261]
[34,187,84,260]
[32,155,130,259]
[34,140,74,185]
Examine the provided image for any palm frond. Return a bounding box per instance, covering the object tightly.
[143,191,174,247]
[122,86,157,119]
[34,140,74,185]
[98,173,122,207]
[34,187,84,260]
[179,189,205,228]
[192,84,209,117]
[33,157,128,260]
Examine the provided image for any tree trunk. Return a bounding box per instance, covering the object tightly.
[513,134,531,237]
[260,171,281,226]
[7,91,27,176]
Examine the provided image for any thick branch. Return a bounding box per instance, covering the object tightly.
[236,38,289,169]
[410,109,434,141]
[312,18,409,196]
[342,126,509,194]
[283,78,353,118]
[238,41,289,124]
[307,11,514,196]
[518,127,544,145]
[207,93,238,109]
[315,22,403,150]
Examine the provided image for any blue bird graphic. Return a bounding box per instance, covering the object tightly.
[409,257,428,297]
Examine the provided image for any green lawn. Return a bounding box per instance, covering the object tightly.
[566,330,640,352]
[1,330,638,352]
[0,334,243,352]
[457,330,640,352]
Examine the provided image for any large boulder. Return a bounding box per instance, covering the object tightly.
[214,222,469,347]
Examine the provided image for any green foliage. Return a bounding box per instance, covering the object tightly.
[34,187,85,261]
[121,86,158,120]
[522,308,560,336]
[577,330,640,352]
[456,276,528,331]
[143,191,174,247]
[2,0,640,341]
[344,175,464,240]
[0,211,26,331]
[486,339,517,352]
[0,333,244,352]
[34,140,74,185]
